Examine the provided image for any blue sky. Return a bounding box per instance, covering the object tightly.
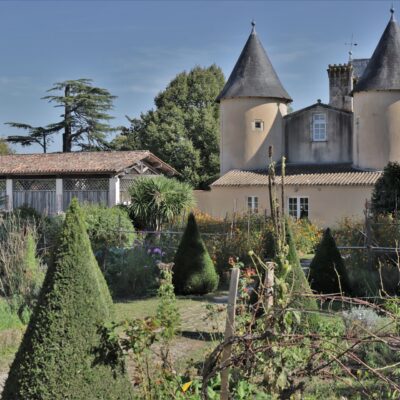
[0,0,395,152]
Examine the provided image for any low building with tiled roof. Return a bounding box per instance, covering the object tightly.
[195,11,399,227]
[0,151,176,214]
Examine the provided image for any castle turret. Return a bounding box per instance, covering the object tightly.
[218,22,292,175]
[353,8,400,170]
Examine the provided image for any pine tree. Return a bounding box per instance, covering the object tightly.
[2,199,133,400]
[5,79,116,153]
[309,228,351,295]
[173,213,219,295]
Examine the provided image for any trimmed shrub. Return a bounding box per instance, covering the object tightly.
[309,228,351,295]
[372,161,400,215]
[173,213,219,295]
[2,199,133,400]
[284,219,318,313]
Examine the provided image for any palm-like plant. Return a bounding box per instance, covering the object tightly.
[128,176,195,230]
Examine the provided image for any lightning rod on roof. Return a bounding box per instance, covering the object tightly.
[345,33,358,62]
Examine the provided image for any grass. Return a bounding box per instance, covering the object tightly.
[0,299,23,331]
[0,294,226,383]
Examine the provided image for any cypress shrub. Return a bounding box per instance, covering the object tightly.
[284,219,318,313]
[173,213,219,295]
[2,199,133,400]
[309,228,351,295]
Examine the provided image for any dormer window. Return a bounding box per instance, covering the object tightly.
[312,113,327,141]
[252,119,264,132]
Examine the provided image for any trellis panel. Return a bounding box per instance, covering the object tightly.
[119,178,136,204]
[63,178,109,210]
[13,179,56,215]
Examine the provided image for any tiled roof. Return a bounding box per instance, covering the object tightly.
[352,58,369,80]
[216,26,292,103]
[354,16,400,93]
[212,164,382,187]
[0,151,177,176]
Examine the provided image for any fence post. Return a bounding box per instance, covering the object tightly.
[220,267,240,400]
[364,200,373,270]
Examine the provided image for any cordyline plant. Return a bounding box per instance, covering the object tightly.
[128,176,195,231]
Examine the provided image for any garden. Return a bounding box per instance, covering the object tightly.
[1,168,400,399]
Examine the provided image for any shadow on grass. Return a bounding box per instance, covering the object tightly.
[177,291,229,304]
[180,330,223,342]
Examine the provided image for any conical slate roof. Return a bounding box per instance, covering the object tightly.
[217,25,292,102]
[354,12,400,93]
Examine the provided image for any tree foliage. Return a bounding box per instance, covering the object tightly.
[372,161,400,215]
[5,79,117,153]
[2,199,133,399]
[112,65,225,188]
[5,123,58,153]
[173,213,219,295]
[309,228,350,295]
[0,138,14,155]
[128,176,195,230]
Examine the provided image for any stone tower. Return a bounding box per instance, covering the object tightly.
[217,22,292,175]
[327,63,353,111]
[353,9,400,170]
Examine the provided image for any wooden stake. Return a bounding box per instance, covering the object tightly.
[220,267,240,400]
[266,262,275,309]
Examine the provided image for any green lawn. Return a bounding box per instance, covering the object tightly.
[0,294,227,386]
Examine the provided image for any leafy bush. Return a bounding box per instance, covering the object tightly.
[0,298,23,331]
[10,205,42,222]
[81,204,135,253]
[2,199,133,399]
[0,215,44,322]
[173,213,219,295]
[290,218,321,256]
[309,228,351,295]
[104,246,159,298]
[211,226,265,287]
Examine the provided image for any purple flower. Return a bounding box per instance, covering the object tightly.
[152,247,162,255]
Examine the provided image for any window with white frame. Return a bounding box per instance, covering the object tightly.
[288,197,309,219]
[247,196,259,213]
[312,113,327,141]
[252,119,264,132]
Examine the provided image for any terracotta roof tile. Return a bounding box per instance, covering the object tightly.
[212,164,382,187]
[0,151,177,176]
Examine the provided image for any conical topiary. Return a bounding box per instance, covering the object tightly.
[173,213,219,295]
[309,228,351,295]
[2,199,133,400]
[284,219,318,313]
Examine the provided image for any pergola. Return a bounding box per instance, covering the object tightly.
[0,151,177,215]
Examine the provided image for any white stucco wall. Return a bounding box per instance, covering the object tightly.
[353,91,400,169]
[220,98,287,174]
[194,185,372,227]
